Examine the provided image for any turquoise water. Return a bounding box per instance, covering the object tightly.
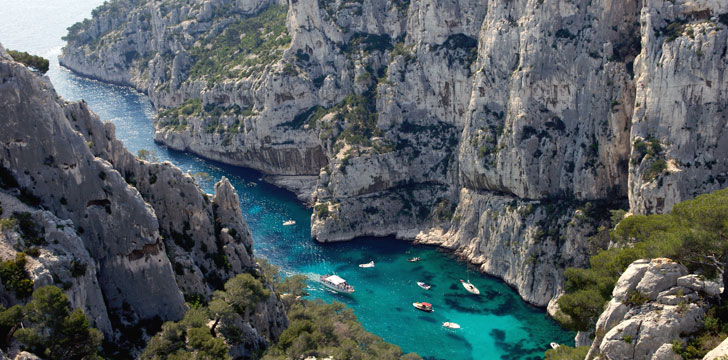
[0,2,574,358]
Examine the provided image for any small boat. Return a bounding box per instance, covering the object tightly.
[417,281,431,290]
[407,257,421,262]
[460,279,480,295]
[442,322,461,329]
[320,274,354,294]
[283,220,296,226]
[359,261,375,268]
[412,302,433,312]
[550,342,560,349]
[247,181,257,187]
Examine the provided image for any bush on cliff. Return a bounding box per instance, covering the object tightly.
[1,285,103,359]
[557,187,728,331]
[7,50,49,74]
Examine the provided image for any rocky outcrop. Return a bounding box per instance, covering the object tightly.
[58,0,728,308]
[0,42,286,351]
[586,258,719,360]
[0,192,112,335]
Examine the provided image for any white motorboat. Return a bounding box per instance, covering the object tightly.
[359,261,375,268]
[283,220,296,226]
[442,322,461,329]
[460,279,480,295]
[412,302,433,312]
[417,281,431,290]
[550,342,560,349]
[407,257,421,262]
[320,274,354,294]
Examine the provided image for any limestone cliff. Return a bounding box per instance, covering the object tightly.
[58,0,728,309]
[0,42,285,351]
[585,258,720,360]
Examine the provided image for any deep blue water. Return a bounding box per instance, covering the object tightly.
[0,2,574,358]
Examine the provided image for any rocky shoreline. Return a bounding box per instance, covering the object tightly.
[58,0,728,314]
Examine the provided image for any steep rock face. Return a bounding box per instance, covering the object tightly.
[628,0,728,214]
[586,258,719,360]
[459,0,637,201]
[64,100,256,297]
[0,49,186,323]
[58,0,728,308]
[0,42,286,349]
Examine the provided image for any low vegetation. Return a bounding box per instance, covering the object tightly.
[544,345,589,360]
[557,188,728,332]
[263,300,419,360]
[8,50,49,74]
[0,253,34,299]
[187,5,291,83]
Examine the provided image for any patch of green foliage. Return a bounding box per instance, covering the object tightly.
[187,5,291,83]
[632,137,662,164]
[663,21,686,42]
[643,159,667,182]
[8,50,49,74]
[141,307,230,360]
[557,188,728,331]
[0,253,34,299]
[544,345,589,360]
[315,203,330,219]
[142,273,270,359]
[7,285,103,359]
[263,299,420,360]
[317,93,382,147]
[157,98,202,131]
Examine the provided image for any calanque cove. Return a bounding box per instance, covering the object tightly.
[0,0,727,358]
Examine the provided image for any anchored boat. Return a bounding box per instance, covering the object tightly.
[460,279,480,295]
[320,274,354,294]
[407,257,421,262]
[282,220,296,226]
[359,261,375,268]
[413,302,433,312]
[417,281,431,290]
[442,322,461,329]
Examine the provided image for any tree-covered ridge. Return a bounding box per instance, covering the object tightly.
[557,187,728,332]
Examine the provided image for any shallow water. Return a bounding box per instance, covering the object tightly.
[0,2,574,358]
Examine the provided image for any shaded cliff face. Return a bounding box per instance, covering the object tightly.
[59,0,728,307]
[0,42,286,350]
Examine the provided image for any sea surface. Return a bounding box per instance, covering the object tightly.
[0,2,574,358]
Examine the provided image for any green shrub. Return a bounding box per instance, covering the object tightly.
[315,203,330,219]
[14,286,103,359]
[0,253,34,298]
[0,218,16,230]
[643,159,667,182]
[7,50,49,74]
